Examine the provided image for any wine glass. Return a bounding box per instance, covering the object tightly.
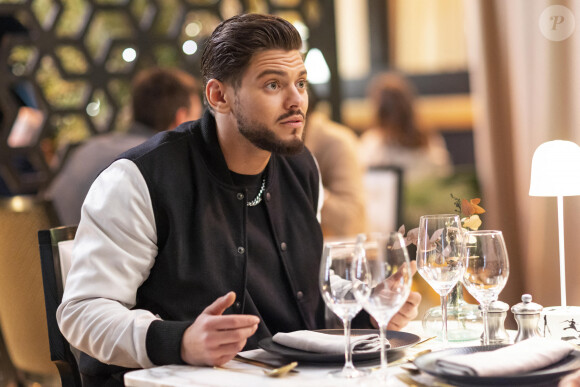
[351,232,412,380]
[319,239,368,378]
[416,214,464,346]
[461,230,509,345]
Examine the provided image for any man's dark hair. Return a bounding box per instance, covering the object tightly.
[201,13,302,92]
[132,67,200,132]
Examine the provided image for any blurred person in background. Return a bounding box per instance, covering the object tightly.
[304,92,367,238]
[45,67,202,225]
[358,72,452,182]
[359,72,457,317]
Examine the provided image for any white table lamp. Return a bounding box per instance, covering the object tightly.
[530,140,580,344]
[529,140,580,306]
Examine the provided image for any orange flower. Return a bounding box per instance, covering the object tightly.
[461,198,486,217]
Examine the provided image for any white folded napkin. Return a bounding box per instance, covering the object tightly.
[272,330,388,354]
[436,337,574,377]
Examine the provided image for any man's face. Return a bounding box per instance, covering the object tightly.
[231,49,308,155]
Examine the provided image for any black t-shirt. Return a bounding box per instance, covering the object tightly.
[230,171,305,345]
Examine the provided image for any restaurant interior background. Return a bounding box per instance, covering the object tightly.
[0,0,580,385]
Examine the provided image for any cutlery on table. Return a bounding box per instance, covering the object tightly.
[414,335,437,346]
[385,348,432,368]
[233,354,299,373]
[399,363,421,375]
[396,373,454,387]
[214,361,298,378]
[262,362,298,377]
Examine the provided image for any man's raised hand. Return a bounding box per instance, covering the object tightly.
[181,292,260,366]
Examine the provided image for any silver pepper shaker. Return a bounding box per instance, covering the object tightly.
[480,300,510,344]
[511,294,543,342]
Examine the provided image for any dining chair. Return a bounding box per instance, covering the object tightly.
[0,196,61,386]
[38,224,82,387]
[363,165,404,234]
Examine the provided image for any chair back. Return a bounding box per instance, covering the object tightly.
[363,165,404,234]
[0,196,60,382]
[38,225,82,387]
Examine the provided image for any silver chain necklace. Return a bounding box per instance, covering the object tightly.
[247,178,266,207]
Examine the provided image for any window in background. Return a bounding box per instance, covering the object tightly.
[390,0,468,74]
[0,0,335,194]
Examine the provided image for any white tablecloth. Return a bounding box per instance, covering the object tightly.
[124,320,480,387]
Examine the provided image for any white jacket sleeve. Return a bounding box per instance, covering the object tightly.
[56,158,160,368]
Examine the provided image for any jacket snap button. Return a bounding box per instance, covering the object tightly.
[265,192,271,201]
[237,193,244,200]
[296,291,304,300]
[280,242,287,251]
[235,301,241,309]
[237,246,245,254]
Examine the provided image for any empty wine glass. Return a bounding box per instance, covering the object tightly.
[319,239,368,378]
[461,230,509,345]
[416,214,464,346]
[351,232,412,380]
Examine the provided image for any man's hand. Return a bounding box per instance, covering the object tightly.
[389,260,421,330]
[387,290,421,330]
[370,260,422,330]
[181,292,260,366]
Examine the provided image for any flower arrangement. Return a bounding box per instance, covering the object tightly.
[451,194,485,231]
[398,195,486,244]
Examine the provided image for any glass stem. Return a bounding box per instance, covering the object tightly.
[482,306,489,345]
[441,294,448,345]
[342,318,355,371]
[379,323,388,371]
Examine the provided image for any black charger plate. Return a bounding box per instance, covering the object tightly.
[258,329,421,364]
[414,345,580,386]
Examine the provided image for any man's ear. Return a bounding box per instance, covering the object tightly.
[206,79,231,113]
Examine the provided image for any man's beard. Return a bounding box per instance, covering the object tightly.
[234,97,305,156]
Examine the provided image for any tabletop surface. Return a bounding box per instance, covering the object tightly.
[123,320,491,386]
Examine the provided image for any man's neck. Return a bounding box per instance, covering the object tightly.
[215,114,271,175]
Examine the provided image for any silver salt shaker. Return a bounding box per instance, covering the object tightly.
[480,300,510,344]
[511,294,543,342]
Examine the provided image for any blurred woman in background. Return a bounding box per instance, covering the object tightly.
[359,72,453,182]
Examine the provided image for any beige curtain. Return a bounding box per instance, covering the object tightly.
[465,0,580,310]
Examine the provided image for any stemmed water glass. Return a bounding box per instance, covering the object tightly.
[319,239,368,378]
[461,230,509,345]
[351,232,412,380]
[416,214,464,346]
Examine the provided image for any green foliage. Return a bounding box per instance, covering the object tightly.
[403,167,481,229]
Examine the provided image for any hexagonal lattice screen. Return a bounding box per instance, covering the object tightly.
[0,0,335,194]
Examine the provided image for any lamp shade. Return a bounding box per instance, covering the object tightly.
[529,140,580,197]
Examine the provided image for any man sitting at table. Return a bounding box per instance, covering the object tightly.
[57,13,421,386]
